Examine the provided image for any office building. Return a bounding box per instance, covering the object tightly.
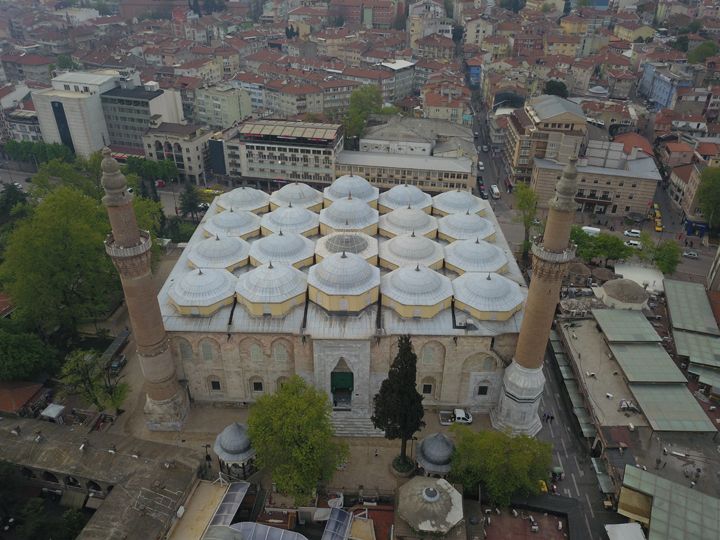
[194,85,252,130]
[143,122,213,184]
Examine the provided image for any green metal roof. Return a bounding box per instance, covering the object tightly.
[687,363,720,389]
[674,331,720,368]
[559,365,576,380]
[629,384,716,432]
[591,458,615,494]
[622,465,720,540]
[555,352,569,367]
[609,343,687,383]
[664,279,720,336]
[592,309,661,343]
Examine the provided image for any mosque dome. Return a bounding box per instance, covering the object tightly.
[308,252,380,311]
[319,196,379,234]
[324,174,379,205]
[260,204,320,236]
[168,268,236,315]
[382,266,452,318]
[378,207,439,238]
[187,235,250,271]
[444,238,507,274]
[217,186,270,213]
[452,272,524,321]
[597,278,649,309]
[378,184,432,213]
[203,209,261,239]
[249,231,315,268]
[270,182,323,210]
[438,211,495,242]
[213,423,256,464]
[236,262,307,307]
[416,433,455,475]
[432,190,486,216]
[314,232,378,264]
[379,233,444,269]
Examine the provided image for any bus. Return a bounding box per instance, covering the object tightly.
[490,185,501,199]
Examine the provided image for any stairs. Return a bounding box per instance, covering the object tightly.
[331,415,385,438]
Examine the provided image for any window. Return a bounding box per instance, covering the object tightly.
[201,341,214,361]
[211,380,221,391]
[422,383,433,395]
[477,385,489,396]
[272,342,288,362]
[179,340,193,361]
[253,381,263,392]
[250,344,263,362]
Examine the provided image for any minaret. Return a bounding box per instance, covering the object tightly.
[491,158,578,435]
[100,148,188,431]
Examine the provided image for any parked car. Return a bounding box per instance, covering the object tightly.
[198,202,210,211]
[481,145,489,152]
[478,188,488,200]
[477,161,485,171]
[654,222,663,232]
[625,240,643,249]
[623,229,641,238]
[683,251,699,259]
[108,354,127,375]
[438,408,473,425]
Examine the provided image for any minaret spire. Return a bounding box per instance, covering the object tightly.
[101,148,188,431]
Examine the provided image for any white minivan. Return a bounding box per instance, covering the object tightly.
[625,240,642,249]
[490,184,501,199]
[624,229,641,238]
[581,226,601,237]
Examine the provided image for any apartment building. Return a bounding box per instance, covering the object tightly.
[406,0,452,49]
[194,85,252,130]
[4,109,42,143]
[1,54,54,84]
[265,81,324,117]
[504,95,587,183]
[143,122,212,184]
[669,163,706,224]
[638,63,694,110]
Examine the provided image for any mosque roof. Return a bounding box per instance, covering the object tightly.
[453,272,524,314]
[432,190,486,215]
[213,422,256,464]
[260,204,319,235]
[378,207,438,237]
[323,174,379,203]
[203,209,261,238]
[438,212,494,241]
[217,186,270,212]
[308,251,380,296]
[319,196,379,231]
[168,268,237,308]
[379,232,444,268]
[381,265,453,307]
[444,238,507,273]
[235,262,307,304]
[378,184,432,211]
[248,231,315,267]
[270,181,323,209]
[315,231,378,261]
[416,433,455,474]
[187,235,250,270]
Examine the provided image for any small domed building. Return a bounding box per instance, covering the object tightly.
[378,184,432,214]
[260,204,320,237]
[319,196,379,235]
[596,278,650,310]
[444,238,508,274]
[432,190,487,216]
[323,174,379,208]
[187,235,250,271]
[378,232,444,270]
[308,252,380,313]
[381,265,452,319]
[437,211,495,242]
[203,209,261,239]
[315,232,378,265]
[415,432,455,477]
[235,262,307,317]
[168,268,237,316]
[217,186,270,214]
[270,182,323,211]
[248,231,315,269]
[378,207,439,238]
[213,422,257,479]
[453,273,524,321]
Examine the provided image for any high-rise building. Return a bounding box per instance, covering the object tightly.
[100,147,188,430]
[492,158,578,435]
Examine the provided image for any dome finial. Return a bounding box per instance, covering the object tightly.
[415,264,420,272]
[341,251,347,258]
[407,203,412,209]
[411,230,416,237]
[288,201,293,208]
[198,268,204,275]
[348,191,352,200]
[466,209,470,215]
[486,272,491,280]
[279,229,284,236]
[475,237,480,244]
[216,235,220,241]
[269,260,274,269]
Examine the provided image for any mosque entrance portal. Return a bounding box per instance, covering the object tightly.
[331,358,353,410]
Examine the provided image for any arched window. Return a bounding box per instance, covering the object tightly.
[250,344,263,362]
[65,475,80,487]
[42,471,59,483]
[177,339,193,362]
[200,341,214,362]
[87,480,102,492]
[272,342,288,363]
[249,377,264,394]
[276,376,289,390]
[421,342,444,366]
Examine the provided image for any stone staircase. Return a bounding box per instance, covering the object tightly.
[331,415,385,437]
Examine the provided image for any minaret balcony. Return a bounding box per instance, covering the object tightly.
[531,240,575,264]
[105,230,152,259]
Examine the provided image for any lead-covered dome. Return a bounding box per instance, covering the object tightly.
[438,211,495,242]
[187,235,250,271]
[432,190,486,216]
[315,231,378,264]
[236,262,307,317]
[249,231,315,269]
[260,204,320,237]
[379,232,444,270]
[382,265,452,318]
[324,174,379,206]
[416,433,455,475]
[270,182,323,211]
[217,186,270,213]
[213,423,256,464]
[308,252,380,313]
[168,268,236,315]
[203,209,261,239]
[453,272,524,321]
[378,184,432,214]
[378,207,438,238]
[319,196,379,235]
[444,238,508,274]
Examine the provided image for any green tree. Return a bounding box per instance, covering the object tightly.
[31,159,103,200]
[563,0,571,15]
[697,167,720,229]
[652,240,681,274]
[449,425,552,506]
[17,498,47,540]
[0,187,117,343]
[180,183,202,222]
[4,140,74,165]
[570,226,599,262]
[670,35,689,52]
[343,85,383,142]
[594,233,631,266]
[58,509,88,540]
[544,80,569,98]
[688,41,719,64]
[372,335,425,468]
[513,183,538,264]
[248,376,347,504]
[0,328,56,381]
[60,350,129,413]
[0,183,28,225]
[56,54,76,70]
[0,460,21,518]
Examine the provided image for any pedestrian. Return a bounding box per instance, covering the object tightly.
[550,415,555,423]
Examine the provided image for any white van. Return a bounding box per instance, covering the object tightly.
[490,184,501,199]
[625,240,642,249]
[624,229,641,238]
[581,226,601,237]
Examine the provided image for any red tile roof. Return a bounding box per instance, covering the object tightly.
[0,381,43,414]
[614,133,653,156]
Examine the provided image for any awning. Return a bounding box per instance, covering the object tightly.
[617,487,651,525]
[591,458,615,494]
[60,490,87,509]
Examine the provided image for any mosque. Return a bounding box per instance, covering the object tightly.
[156,174,528,430]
